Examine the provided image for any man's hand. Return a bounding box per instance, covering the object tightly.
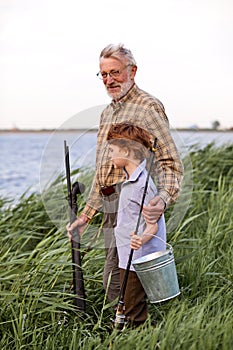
[142,195,165,224]
[66,214,89,241]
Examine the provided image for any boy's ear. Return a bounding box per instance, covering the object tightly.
[122,146,129,156]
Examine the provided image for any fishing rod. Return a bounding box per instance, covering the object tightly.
[111,137,157,331]
[64,140,86,314]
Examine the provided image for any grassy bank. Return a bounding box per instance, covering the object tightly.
[0,144,232,350]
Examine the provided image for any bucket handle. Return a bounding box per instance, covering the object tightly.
[143,233,173,255]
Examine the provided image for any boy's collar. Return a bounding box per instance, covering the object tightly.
[124,159,147,183]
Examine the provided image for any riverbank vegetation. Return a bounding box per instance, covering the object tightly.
[0,144,232,349]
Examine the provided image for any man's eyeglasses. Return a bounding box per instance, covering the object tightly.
[96,65,131,80]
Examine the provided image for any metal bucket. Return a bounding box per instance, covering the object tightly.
[132,244,180,303]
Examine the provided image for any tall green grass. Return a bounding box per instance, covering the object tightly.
[1,144,232,350]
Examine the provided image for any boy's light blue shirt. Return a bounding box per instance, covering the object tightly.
[115,159,166,271]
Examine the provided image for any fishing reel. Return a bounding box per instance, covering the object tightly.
[110,301,129,332]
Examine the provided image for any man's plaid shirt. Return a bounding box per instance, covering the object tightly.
[83,84,184,219]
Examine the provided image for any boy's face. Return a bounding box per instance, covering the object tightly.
[109,144,127,169]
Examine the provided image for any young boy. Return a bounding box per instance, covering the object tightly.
[107,122,166,327]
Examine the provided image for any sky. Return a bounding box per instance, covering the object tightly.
[0,0,233,130]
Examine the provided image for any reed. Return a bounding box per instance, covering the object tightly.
[0,144,232,349]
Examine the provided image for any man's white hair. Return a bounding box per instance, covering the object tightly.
[99,43,137,66]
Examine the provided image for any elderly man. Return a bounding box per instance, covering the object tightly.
[67,43,183,304]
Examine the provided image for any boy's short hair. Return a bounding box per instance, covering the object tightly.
[107,122,153,161]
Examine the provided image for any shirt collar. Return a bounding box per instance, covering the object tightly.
[124,159,147,183]
[110,84,138,108]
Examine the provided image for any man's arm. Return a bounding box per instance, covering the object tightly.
[142,103,184,222]
[146,103,183,205]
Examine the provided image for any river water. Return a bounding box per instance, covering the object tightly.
[0,130,232,201]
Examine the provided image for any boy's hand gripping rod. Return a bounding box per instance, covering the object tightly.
[112,138,158,331]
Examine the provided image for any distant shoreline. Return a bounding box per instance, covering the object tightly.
[0,128,98,134]
[0,128,233,134]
